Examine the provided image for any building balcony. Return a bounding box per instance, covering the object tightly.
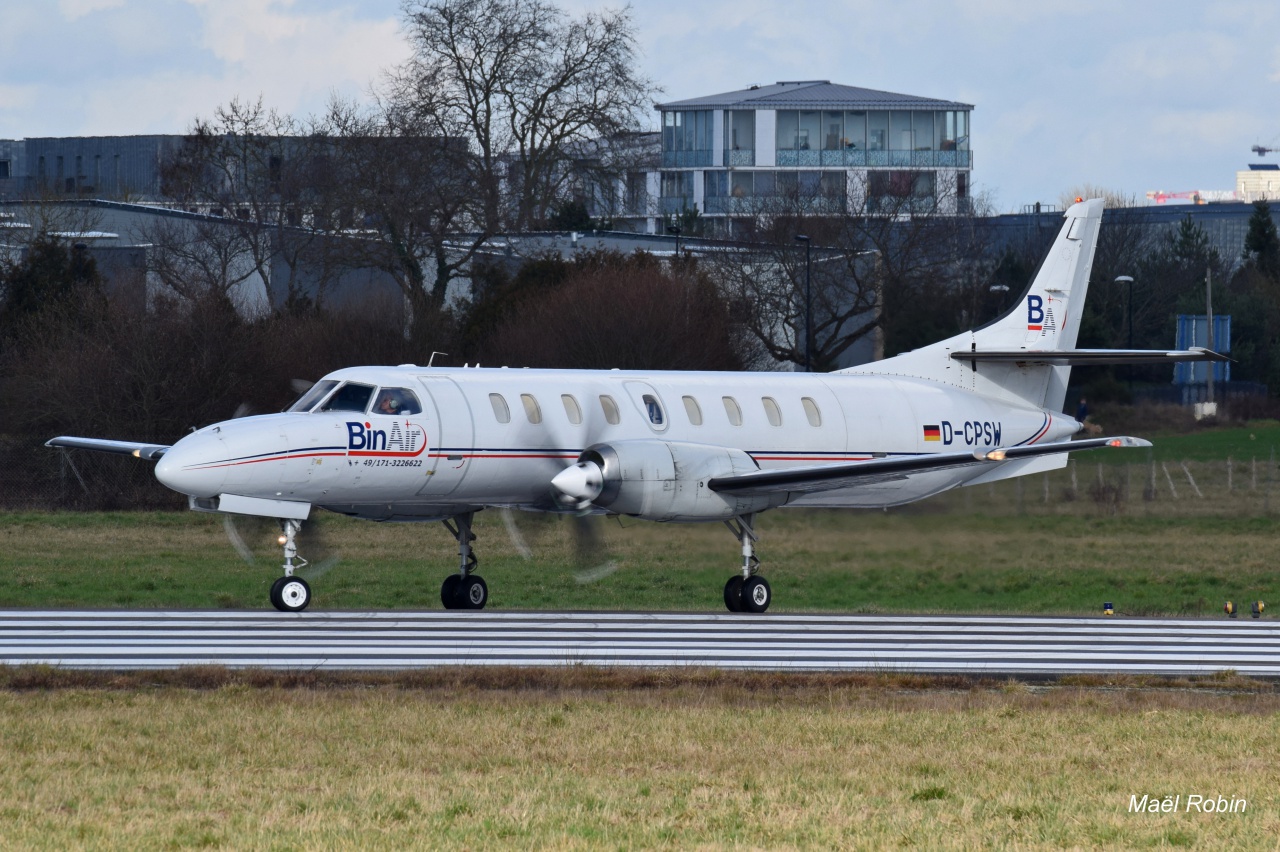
[704,194,848,216]
[866,195,939,215]
[661,150,713,168]
[723,149,755,167]
[775,149,971,169]
[659,196,695,214]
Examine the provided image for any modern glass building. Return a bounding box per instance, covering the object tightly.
[636,80,973,233]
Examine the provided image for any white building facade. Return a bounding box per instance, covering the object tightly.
[633,80,973,235]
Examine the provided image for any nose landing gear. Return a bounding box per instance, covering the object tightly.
[441,512,488,610]
[722,514,771,613]
[270,519,312,613]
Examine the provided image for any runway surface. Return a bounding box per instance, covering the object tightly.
[1,610,1278,675]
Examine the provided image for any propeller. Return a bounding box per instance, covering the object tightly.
[571,513,617,584]
[230,379,314,421]
[547,388,619,582]
[220,513,341,581]
[499,508,533,560]
[486,383,619,582]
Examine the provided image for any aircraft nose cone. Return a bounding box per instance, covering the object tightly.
[552,461,603,505]
[155,433,228,498]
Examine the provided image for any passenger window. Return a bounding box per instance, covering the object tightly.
[489,393,511,424]
[561,394,582,425]
[521,393,542,424]
[682,395,703,426]
[373,387,422,416]
[642,394,664,426]
[287,379,338,412]
[723,396,742,427]
[599,395,621,425]
[802,397,822,427]
[762,397,782,427]
[319,382,375,412]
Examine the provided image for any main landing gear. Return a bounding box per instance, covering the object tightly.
[440,512,488,610]
[722,514,771,613]
[270,519,312,613]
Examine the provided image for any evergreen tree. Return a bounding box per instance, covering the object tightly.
[1243,199,1280,281]
[0,233,101,341]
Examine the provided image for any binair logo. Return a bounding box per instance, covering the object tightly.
[1027,294,1060,335]
[346,421,427,457]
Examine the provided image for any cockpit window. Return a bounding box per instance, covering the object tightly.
[373,387,423,416]
[286,380,338,413]
[319,382,375,412]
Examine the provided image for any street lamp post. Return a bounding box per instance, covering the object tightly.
[795,234,812,372]
[1115,275,1134,350]
[666,225,682,257]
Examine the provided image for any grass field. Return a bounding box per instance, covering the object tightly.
[0,680,1276,849]
[2,503,1278,615]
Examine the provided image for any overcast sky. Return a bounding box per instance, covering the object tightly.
[4,0,1279,213]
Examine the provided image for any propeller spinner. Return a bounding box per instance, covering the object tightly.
[551,460,604,508]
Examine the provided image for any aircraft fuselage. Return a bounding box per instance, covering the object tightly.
[155,365,1079,521]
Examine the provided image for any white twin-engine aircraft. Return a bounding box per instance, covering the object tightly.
[49,199,1224,613]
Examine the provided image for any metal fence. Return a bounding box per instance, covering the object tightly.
[2,439,181,511]
[7,440,1280,519]
[922,453,1280,519]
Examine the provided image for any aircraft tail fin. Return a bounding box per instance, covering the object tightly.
[847,198,1105,411]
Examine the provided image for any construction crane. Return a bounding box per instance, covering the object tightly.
[1252,145,1278,157]
[1146,190,1206,205]
[1145,189,1236,205]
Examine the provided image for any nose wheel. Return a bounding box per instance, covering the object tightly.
[270,519,312,613]
[270,575,312,612]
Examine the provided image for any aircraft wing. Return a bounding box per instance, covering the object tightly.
[950,347,1228,366]
[708,436,1149,496]
[45,436,171,460]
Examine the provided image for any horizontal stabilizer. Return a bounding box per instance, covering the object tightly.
[709,436,1150,497]
[949,347,1228,366]
[45,436,170,460]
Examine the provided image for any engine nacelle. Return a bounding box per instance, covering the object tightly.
[576,440,783,521]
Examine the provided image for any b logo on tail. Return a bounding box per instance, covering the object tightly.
[1027,295,1044,331]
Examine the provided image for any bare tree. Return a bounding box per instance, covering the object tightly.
[392,0,658,232]
[138,213,265,309]
[160,98,337,311]
[706,170,991,369]
[306,95,487,323]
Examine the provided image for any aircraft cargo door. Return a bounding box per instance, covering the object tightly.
[416,376,475,497]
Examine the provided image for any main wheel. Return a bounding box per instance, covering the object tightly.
[275,576,311,613]
[723,576,744,612]
[460,575,488,610]
[441,574,462,609]
[740,576,771,614]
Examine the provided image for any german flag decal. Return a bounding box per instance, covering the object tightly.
[923,425,941,442]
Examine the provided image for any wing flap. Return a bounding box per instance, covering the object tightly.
[46,436,170,460]
[708,437,1150,496]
